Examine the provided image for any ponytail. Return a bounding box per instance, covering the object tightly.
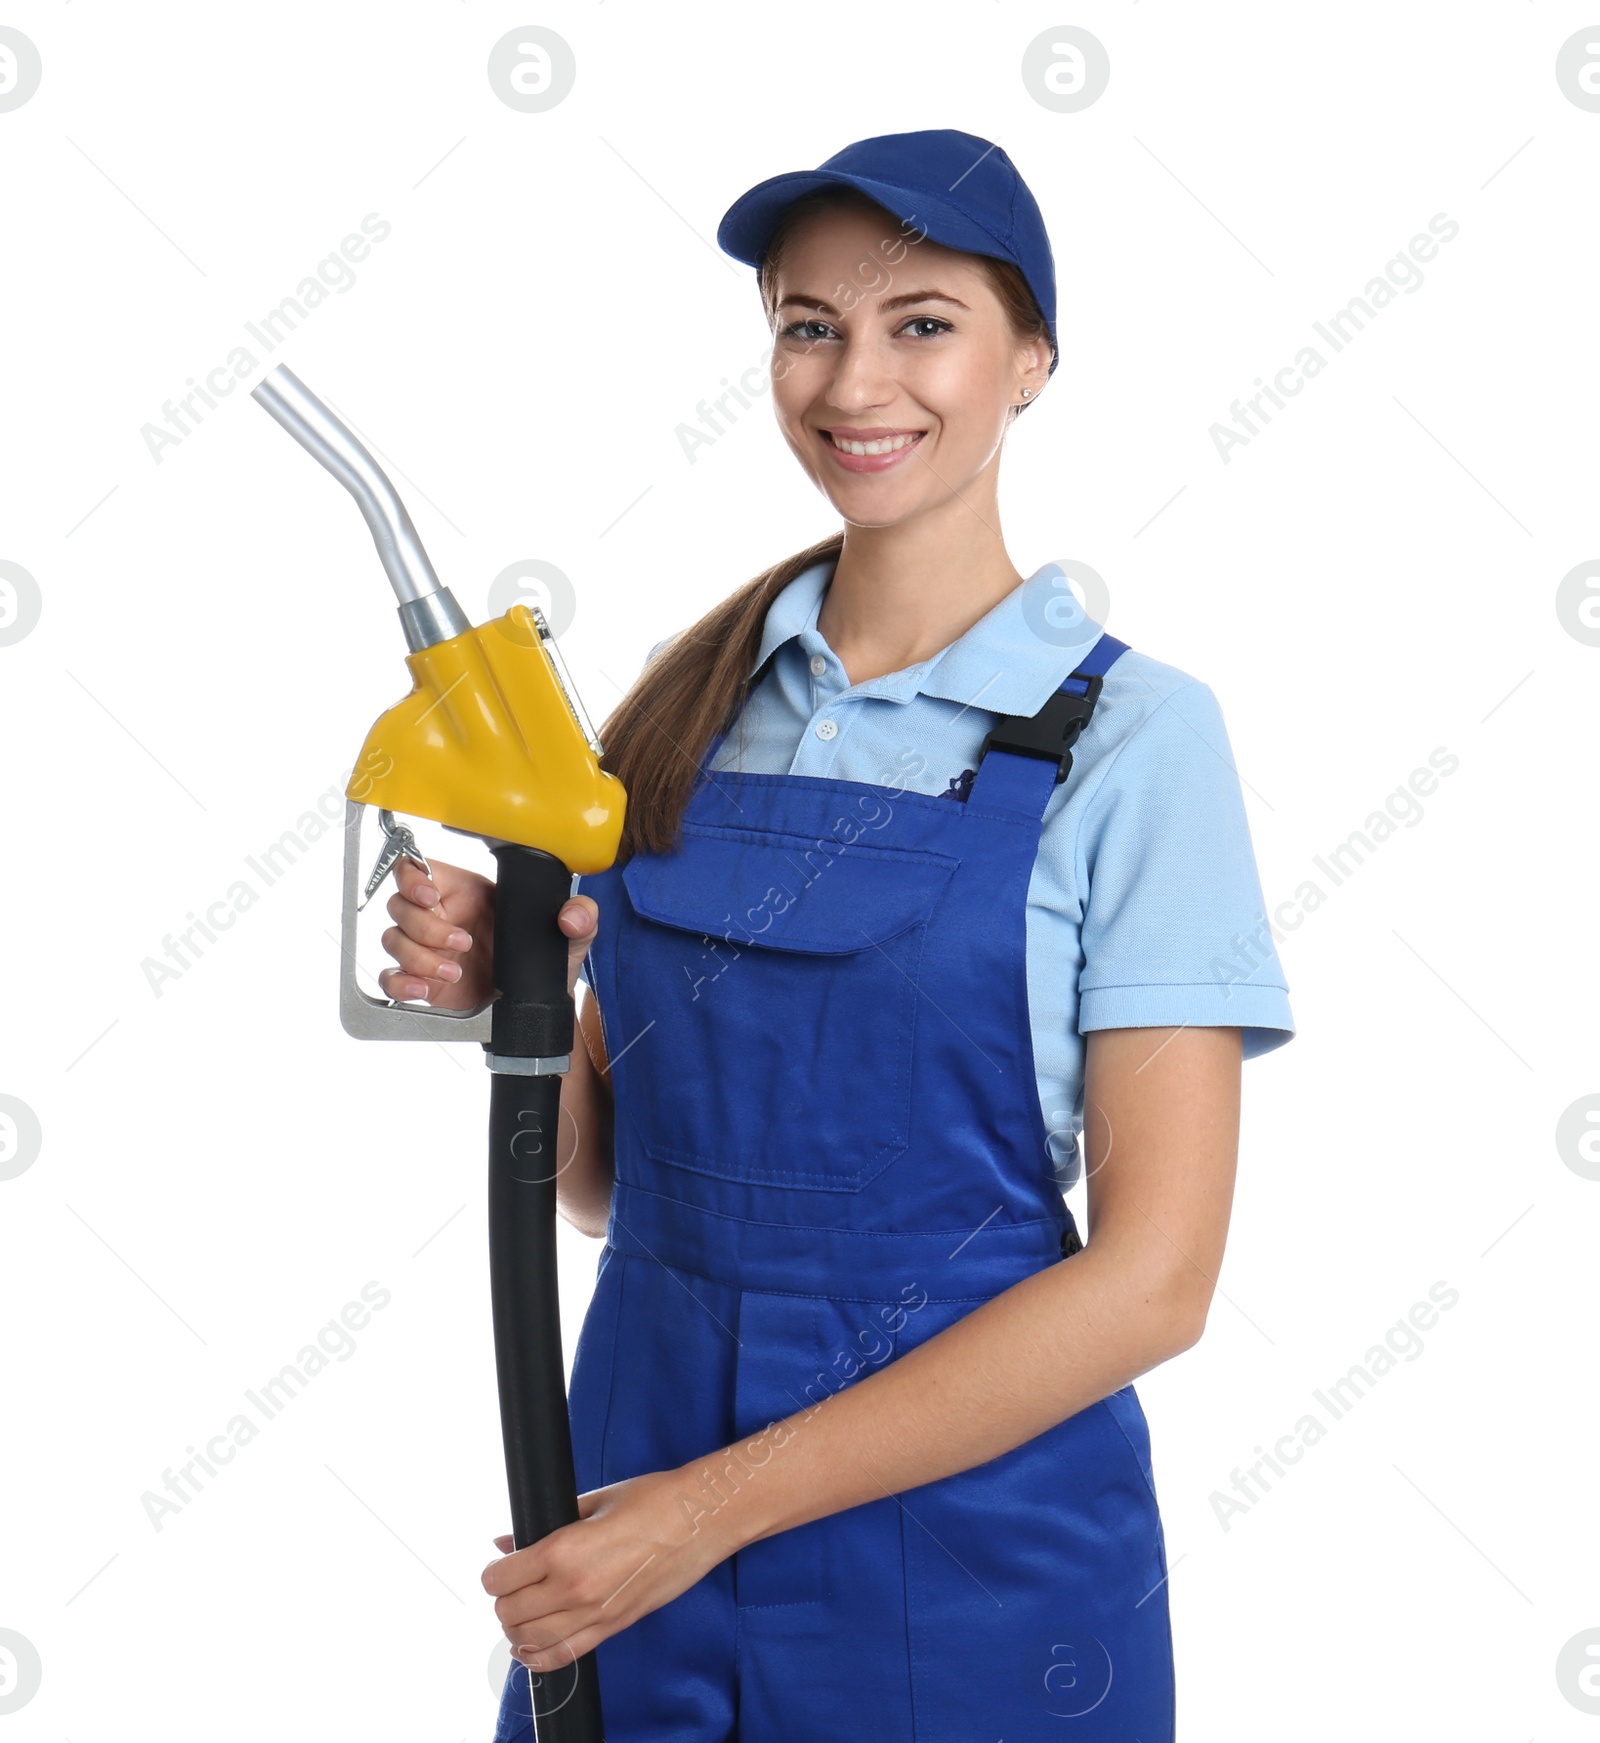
[596,529,844,862]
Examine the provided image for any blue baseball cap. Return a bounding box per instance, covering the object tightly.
[716,128,1058,375]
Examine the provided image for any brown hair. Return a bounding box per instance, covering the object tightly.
[595,186,1054,862]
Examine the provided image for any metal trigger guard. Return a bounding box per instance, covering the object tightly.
[339,797,494,1042]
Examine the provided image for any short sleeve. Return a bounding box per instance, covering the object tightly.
[1076,681,1295,1061]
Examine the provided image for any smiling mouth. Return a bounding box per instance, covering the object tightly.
[822,429,926,457]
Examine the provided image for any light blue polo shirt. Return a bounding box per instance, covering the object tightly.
[627,555,1295,1192]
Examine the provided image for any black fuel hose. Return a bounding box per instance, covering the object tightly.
[486,842,606,1741]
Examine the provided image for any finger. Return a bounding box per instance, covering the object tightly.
[557,897,597,940]
[403,854,490,908]
[395,859,441,910]
[477,1547,547,1596]
[511,1620,581,1662]
[513,1620,605,1672]
[379,925,465,984]
[378,966,443,1003]
[493,1534,514,1553]
[386,888,473,952]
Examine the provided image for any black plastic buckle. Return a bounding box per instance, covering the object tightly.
[978,674,1104,785]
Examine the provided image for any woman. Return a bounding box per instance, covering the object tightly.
[385,129,1295,1742]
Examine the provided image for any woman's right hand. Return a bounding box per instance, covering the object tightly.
[378,857,600,1009]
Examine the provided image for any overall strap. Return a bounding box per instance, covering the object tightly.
[961,632,1131,818]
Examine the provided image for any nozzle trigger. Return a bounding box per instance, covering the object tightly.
[358,809,434,911]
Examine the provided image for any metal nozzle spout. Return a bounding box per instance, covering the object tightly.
[251,363,469,651]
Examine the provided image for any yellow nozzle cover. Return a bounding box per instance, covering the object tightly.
[346,605,626,873]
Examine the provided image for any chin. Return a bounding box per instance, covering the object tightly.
[831,499,922,530]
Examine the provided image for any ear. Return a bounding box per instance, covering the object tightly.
[1015,333,1053,401]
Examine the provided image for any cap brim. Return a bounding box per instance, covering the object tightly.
[716,168,1014,272]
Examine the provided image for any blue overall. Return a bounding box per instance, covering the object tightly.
[495,633,1175,1741]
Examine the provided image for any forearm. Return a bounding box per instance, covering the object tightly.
[681,1242,1203,1553]
[553,991,615,1239]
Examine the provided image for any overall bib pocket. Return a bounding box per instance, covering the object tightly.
[619,823,958,1192]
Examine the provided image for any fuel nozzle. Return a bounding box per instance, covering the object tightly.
[250,363,471,653]
[249,363,625,872]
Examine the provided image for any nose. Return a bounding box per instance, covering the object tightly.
[821,332,900,421]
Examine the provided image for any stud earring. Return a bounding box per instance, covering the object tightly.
[1021,389,1034,398]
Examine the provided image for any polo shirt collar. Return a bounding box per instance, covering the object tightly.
[749,555,1107,717]
[750,555,834,673]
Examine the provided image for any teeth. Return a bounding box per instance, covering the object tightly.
[832,433,919,456]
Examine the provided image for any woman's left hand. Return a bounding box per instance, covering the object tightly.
[483,1467,737,1671]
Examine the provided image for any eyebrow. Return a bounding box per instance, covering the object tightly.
[776,288,972,316]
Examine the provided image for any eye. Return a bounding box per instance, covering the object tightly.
[779,318,837,342]
[901,316,952,338]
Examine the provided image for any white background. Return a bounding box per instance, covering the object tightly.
[2,4,1596,1738]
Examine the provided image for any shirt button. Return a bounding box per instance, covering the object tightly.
[809,653,828,677]
[815,718,839,741]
